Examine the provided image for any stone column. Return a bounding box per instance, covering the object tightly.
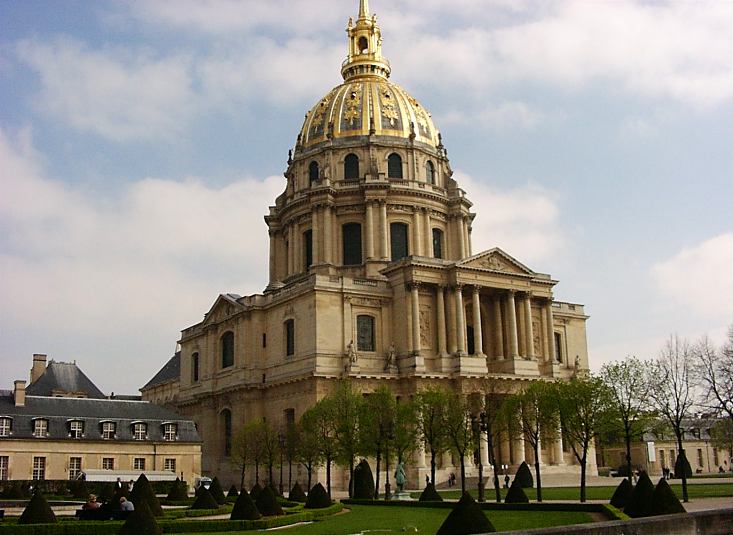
[436,286,447,356]
[471,286,484,356]
[268,229,277,283]
[492,297,504,360]
[463,217,471,257]
[365,201,374,260]
[480,431,490,466]
[544,300,556,362]
[457,216,466,259]
[287,224,294,276]
[414,441,427,468]
[380,201,389,259]
[424,209,433,257]
[411,283,421,354]
[524,293,535,360]
[309,210,318,266]
[506,291,519,358]
[323,205,333,264]
[513,431,526,465]
[413,209,423,256]
[554,423,565,465]
[455,286,466,355]
[447,288,457,354]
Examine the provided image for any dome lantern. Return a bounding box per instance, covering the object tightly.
[341,0,391,81]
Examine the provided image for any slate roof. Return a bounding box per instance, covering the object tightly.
[26,361,106,399]
[0,393,200,443]
[141,352,180,391]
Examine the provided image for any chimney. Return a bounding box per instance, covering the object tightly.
[31,354,47,383]
[14,380,26,407]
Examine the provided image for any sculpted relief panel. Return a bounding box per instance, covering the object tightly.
[419,304,432,349]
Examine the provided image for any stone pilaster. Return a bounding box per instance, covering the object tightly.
[410,283,421,354]
[544,300,556,363]
[524,293,535,360]
[455,285,466,355]
[365,201,374,260]
[380,201,389,259]
[472,286,484,356]
[506,291,519,359]
[493,297,504,360]
[323,204,332,264]
[436,286,447,356]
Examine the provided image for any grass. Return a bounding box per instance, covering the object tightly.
[166,504,593,534]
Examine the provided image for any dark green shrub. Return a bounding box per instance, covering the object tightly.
[255,485,284,516]
[650,477,686,515]
[304,483,332,509]
[504,480,529,504]
[624,471,654,518]
[288,481,307,502]
[189,487,220,509]
[249,482,263,501]
[208,477,226,505]
[119,500,161,535]
[674,454,692,479]
[352,459,375,499]
[268,482,281,498]
[130,474,163,517]
[230,488,262,520]
[609,478,633,509]
[418,482,443,502]
[99,482,116,503]
[18,491,57,524]
[514,461,534,488]
[227,484,239,497]
[166,478,188,501]
[70,479,89,499]
[5,481,29,499]
[436,491,496,535]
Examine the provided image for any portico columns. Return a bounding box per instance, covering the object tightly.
[447,289,457,354]
[410,283,421,354]
[506,291,519,358]
[436,286,448,356]
[380,201,389,259]
[513,431,526,465]
[524,293,535,360]
[544,300,556,362]
[323,205,332,264]
[455,286,466,355]
[287,224,294,276]
[480,431,490,466]
[492,297,504,359]
[365,201,375,260]
[268,230,277,283]
[554,423,565,465]
[310,210,318,265]
[471,286,484,356]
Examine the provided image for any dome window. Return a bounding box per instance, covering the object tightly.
[388,153,403,179]
[309,161,319,185]
[344,153,360,181]
[358,36,369,54]
[342,223,363,266]
[426,160,436,184]
[432,228,444,259]
[390,223,409,261]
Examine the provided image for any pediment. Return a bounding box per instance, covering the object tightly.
[457,248,535,275]
[202,293,244,326]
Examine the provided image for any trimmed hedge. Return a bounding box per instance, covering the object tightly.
[624,471,654,518]
[255,485,283,516]
[19,492,57,525]
[249,483,263,501]
[227,484,239,498]
[352,459,375,500]
[609,478,633,509]
[650,477,686,516]
[189,487,219,510]
[304,483,331,509]
[166,479,188,501]
[208,477,226,505]
[514,461,534,488]
[418,483,443,502]
[119,500,161,535]
[436,492,496,535]
[231,489,261,520]
[504,480,529,504]
[288,482,306,503]
[675,454,693,479]
[130,474,163,517]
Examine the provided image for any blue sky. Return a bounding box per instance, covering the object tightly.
[1,0,732,394]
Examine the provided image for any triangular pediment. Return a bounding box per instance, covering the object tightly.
[457,248,535,275]
[202,293,244,326]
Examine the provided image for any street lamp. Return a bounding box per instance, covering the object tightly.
[384,421,395,500]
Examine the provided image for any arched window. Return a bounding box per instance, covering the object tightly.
[221,331,234,368]
[390,222,409,261]
[284,319,295,357]
[358,36,368,54]
[191,352,199,382]
[388,153,403,179]
[432,228,444,259]
[308,161,319,185]
[344,153,360,180]
[221,409,232,456]
[356,315,375,352]
[426,160,436,184]
[342,223,362,266]
[303,229,313,270]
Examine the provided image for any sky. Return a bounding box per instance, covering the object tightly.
[1,0,732,395]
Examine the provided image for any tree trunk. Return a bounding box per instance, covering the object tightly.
[625,427,633,485]
[534,446,543,502]
[430,449,437,485]
[326,458,332,498]
[307,465,312,491]
[240,462,246,491]
[268,463,274,486]
[677,434,689,502]
[460,454,466,494]
[374,449,382,500]
[349,457,354,498]
[255,463,260,484]
[580,451,587,502]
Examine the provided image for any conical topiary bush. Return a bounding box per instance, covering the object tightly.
[249,482,263,501]
[289,481,307,502]
[305,483,332,509]
[624,471,654,518]
[166,478,188,501]
[514,461,534,488]
[418,482,443,502]
[190,487,220,509]
[436,491,496,535]
[254,485,284,516]
[268,482,281,498]
[609,478,633,509]
[674,454,692,479]
[352,459,375,499]
[119,499,161,535]
[18,491,57,524]
[504,479,529,504]
[130,474,163,517]
[227,484,239,498]
[650,477,686,516]
[230,488,261,520]
[208,477,227,505]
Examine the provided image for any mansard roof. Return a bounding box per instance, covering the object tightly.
[26,360,105,399]
[141,352,180,391]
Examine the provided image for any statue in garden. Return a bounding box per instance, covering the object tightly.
[395,462,406,493]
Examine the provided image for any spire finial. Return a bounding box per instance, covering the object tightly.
[342,0,390,81]
[358,0,370,20]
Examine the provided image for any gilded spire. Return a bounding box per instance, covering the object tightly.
[341,0,390,81]
[358,0,370,20]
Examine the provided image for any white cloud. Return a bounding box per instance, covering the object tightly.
[651,233,733,318]
[440,100,546,130]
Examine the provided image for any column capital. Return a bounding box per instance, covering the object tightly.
[406,281,421,291]
[472,284,481,294]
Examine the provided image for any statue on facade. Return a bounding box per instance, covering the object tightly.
[384,342,396,372]
[395,462,406,493]
[347,340,358,363]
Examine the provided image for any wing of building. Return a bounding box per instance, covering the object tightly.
[142,0,594,489]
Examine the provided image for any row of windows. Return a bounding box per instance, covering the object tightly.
[0,418,177,441]
[0,456,177,481]
[307,154,437,184]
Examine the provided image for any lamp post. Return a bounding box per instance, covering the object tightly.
[384,422,395,500]
[278,432,286,496]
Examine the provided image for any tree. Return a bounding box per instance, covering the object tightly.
[301,397,338,496]
[709,418,733,458]
[331,382,364,498]
[293,421,322,491]
[555,376,612,502]
[232,420,265,488]
[443,391,474,494]
[476,378,511,503]
[416,387,450,485]
[359,386,396,499]
[503,380,557,502]
[695,327,733,422]
[647,335,696,502]
[260,422,280,487]
[599,357,653,485]
[393,398,419,470]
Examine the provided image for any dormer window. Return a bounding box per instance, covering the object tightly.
[33,419,48,438]
[0,417,11,437]
[133,422,147,440]
[163,423,177,441]
[101,421,116,440]
[69,420,84,439]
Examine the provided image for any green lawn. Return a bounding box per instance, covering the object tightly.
[168,505,593,534]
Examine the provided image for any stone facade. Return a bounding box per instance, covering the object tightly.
[142,0,595,490]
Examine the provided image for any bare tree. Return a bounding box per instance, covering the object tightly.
[443,392,474,494]
[695,327,733,421]
[647,335,696,502]
[599,357,653,484]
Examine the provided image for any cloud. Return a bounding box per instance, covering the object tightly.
[440,100,546,130]
[651,233,733,318]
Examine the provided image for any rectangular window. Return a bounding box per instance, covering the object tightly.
[0,418,11,437]
[659,449,666,468]
[32,456,46,480]
[133,458,146,471]
[34,419,48,438]
[164,458,176,472]
[102,458,114,470]
[70,420,83,438]
[285,319,295,357]
[262,333,267,348]
[342,223,363,265]
[163,423,177,441]
[69,457,82,480]
[133,423,147,440]
[432,228,443,259]
[0,456,8,480]
[697,448,704,467]
[390,223,409,261]
[303,229,313,269]
[102,422,116,440]
[191,353,199,382]
[554,332,563,363]
[356,315,375,352]
[714,448,719,466]
[284,408,295,427]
